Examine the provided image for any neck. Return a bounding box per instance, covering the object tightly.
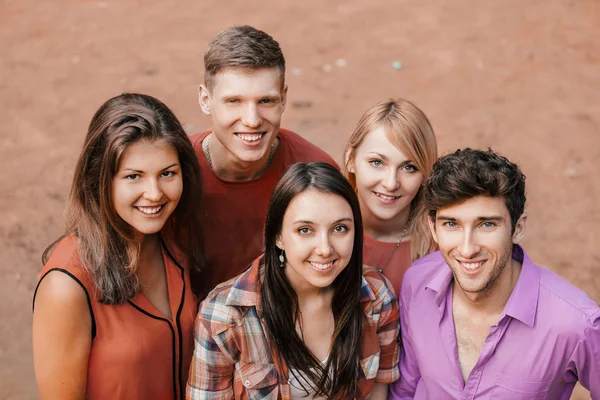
[136,233,161,270]
[361,201,411,242]
[454,257,522,314]
[206,133,279,181]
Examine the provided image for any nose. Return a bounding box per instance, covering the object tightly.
[144,178,163,202]
[315,233,334,258]
[241,103,262,129]
[381,168,400,191]
[458,230,481,258]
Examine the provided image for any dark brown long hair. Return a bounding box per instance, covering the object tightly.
[43,93,205,303]
[261,162,364,399]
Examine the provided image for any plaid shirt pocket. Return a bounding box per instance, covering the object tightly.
[237,363,279,400]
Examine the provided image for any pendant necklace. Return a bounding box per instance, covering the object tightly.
[364,225,410,274]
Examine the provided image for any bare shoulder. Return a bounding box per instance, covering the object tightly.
[34,270,90,315]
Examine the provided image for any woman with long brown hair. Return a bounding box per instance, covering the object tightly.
[344,99,438,294]
[186,162,399,400]
[32,93,204,399]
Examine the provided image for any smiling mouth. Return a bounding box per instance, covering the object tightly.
[373,192,401,201]
[235,132,266,142]
[134,204,165,215]
[309,260,336,271]
[458,260,486,271]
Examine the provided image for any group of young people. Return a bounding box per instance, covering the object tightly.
[31,25,599,400]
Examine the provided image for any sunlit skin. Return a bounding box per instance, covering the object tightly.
[346,125,423,241]
[198,67,287,180]
[276,190,355,295]
[112,139,183,241]
[428,195,527,307]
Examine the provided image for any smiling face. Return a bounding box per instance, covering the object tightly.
[111,139,183,240]
[276,189,355,292]
[347,125,424,227]
[429,195,526,296]
[199,67,287,167]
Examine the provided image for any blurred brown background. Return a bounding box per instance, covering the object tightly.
[1,0,598,398]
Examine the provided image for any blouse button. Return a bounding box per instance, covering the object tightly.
[244,380,251,388]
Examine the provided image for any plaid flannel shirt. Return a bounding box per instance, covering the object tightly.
[186,257,400,400]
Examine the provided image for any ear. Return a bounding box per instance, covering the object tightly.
[275,235,284,251]
[511,212,527,244]
[280,84,288,112]
[427,215,439,244]
[198,84,211,115]
[345,149,355,173]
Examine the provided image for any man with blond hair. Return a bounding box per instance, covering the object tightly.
[190,26,337,295]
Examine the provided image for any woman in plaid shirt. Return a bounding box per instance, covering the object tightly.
[187,162,399,399]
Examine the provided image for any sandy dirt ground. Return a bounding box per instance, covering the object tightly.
[1,0,598,398]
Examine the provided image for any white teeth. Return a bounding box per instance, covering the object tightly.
[310,261,334,270]
[461,261,484,270]
[237,133,262,141]
[375,192,400,200]
[136,205,162,215]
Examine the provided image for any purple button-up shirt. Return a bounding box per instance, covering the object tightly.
[389,245,600,400]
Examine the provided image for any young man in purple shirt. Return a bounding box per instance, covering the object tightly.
[389,148,599,399]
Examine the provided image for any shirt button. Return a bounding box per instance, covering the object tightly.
[378,268,383,273]
[244,380,251,388]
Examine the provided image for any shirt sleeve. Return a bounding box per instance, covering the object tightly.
[186,300,237,400]
[374,277,400,384]
[389,284,421,399]
[566,309,600,397]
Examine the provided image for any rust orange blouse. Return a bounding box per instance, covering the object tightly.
[33,234,197,400]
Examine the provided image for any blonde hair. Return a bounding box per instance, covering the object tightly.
[344,98,438,261]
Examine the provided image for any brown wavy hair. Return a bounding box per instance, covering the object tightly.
[424,148,527,232]
[43,93,205,303]
[344,98,438,261]
[262,162,364,399]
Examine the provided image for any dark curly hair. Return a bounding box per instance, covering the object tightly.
[424,148,526,232]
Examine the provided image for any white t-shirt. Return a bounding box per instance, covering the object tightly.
[289,359,329,400]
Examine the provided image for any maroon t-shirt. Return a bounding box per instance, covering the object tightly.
[190,129,338,296]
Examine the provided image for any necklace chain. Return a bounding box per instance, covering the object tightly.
[204,134,276,171]
[364,225,410,273]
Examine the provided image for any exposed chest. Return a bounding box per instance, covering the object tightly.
[138,256,172,320]
[298,305,335,362]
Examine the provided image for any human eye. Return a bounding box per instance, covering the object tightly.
[225,98,240,104]
[259,98,274,104]
[298,227,313,235]
[333,224,349,233]
[442,221,457,228]
[369,159,384,168]
[161,170,176,178]
[481,221,497,228]
[403,164,418,173]
[125,174,140,181]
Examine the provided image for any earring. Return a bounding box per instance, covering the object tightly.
[278,251,285,268]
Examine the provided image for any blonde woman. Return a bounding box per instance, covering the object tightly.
[344,99,438,294]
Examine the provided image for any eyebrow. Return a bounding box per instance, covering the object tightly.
[293,217,353,225]
[366,152,412,165]
[122,163,179,173]
[221,93,281,99]
[437,215,504,222]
